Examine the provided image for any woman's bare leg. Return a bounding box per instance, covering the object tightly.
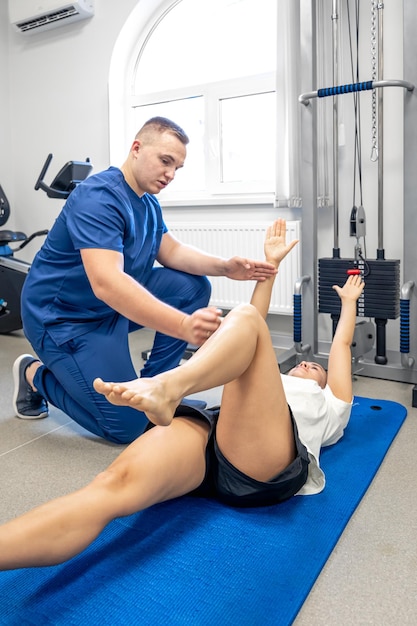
[0,417,209,571]
[95,304,295,482]
[94,304,264,425]
[215,313,294,482]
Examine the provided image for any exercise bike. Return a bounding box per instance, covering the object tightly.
[0,154,93,333]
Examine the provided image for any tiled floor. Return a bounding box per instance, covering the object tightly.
[1,328,416,624]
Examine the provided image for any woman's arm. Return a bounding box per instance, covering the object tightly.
[249,219,299,319]
[326,274,365,402]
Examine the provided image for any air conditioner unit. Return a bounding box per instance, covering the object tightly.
[9,0,94,35]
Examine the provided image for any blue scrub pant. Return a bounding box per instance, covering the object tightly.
[28,268,211,444]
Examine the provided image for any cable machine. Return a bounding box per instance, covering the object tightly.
[280,0,417,405]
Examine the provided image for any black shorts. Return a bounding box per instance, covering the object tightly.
[173,401,310,508]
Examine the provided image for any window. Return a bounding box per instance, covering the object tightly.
[128,0,277,205]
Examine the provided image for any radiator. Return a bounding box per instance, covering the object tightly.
[167,221,301,314]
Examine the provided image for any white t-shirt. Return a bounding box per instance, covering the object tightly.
[281,374,352,495]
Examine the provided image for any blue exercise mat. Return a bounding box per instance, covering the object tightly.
[0,396,407,626]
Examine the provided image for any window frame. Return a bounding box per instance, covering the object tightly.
[109,0,300,209]
[130,72,276,205]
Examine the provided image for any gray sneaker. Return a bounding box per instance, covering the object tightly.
[12,354,49,419]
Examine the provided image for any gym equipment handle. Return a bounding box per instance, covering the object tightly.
[299,79,414,105]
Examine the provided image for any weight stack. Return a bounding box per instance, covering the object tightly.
[318,258,400,319]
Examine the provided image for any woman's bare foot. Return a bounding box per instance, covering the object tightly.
[93,377,180,427]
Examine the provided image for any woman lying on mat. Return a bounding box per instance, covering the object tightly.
[0,219,364,570]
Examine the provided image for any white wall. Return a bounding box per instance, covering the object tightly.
[0,1,12,200]
[2,0,137,259]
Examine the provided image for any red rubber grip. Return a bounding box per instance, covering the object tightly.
[347,269,361,275]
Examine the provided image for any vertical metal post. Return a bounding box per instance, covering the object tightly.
[377,1,385,258]
[299,0,318,356]
[403,0,417,402]
[332,0,340,257]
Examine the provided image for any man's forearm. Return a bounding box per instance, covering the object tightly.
[96,272,188,339]
[158,240,225,276]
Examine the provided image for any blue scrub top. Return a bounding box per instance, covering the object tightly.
[22,167,167,344]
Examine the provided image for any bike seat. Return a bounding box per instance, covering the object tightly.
[0,230,27,245]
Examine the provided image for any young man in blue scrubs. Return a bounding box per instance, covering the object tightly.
[13,117,277,444]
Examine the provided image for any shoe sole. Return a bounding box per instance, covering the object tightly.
[12,354,49,419]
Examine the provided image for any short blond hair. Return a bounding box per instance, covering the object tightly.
[136,117,189,145]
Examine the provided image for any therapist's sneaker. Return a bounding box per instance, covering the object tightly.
[12,354,49,419]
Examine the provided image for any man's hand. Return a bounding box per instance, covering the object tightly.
[180,306,223,346]
[223,257,278,281]
[263,219,299,269]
